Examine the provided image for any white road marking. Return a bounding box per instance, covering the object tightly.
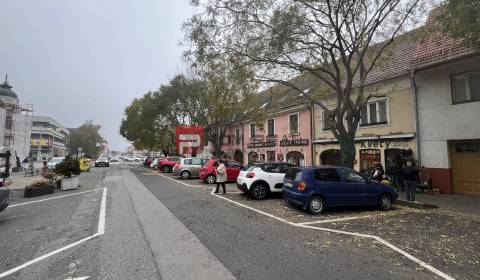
[211,189,456,280]
[147,167,456,280]
[9,188,104,208]
[64,276,90,280]
[0,213,27,222]
[295,215,372,225]
[0,188,108,279]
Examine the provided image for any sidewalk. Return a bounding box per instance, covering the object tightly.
[5,172,43,190]
[399,191,480,219]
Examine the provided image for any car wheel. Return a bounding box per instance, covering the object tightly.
[180,171,191,180]
[250,183,268,200]
[307,196,325,215]
[205,174,216,184]
[378,194,392,211]
[163,166,171,173]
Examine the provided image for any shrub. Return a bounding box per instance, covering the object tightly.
[55,156,81,177]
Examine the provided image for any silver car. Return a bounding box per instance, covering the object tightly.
[173,157,209,179]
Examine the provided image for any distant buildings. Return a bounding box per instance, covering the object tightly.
[0,75,32,165]
[29,116,69,160]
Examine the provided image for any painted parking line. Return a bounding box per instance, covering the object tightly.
[9,188,104,208]
[0,188,108,279]
[146,166,456,279]
[295,215,373,225]
[211,190,455,280]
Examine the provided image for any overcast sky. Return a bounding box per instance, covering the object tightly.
[0,0,195,151]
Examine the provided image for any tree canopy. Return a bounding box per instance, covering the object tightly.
[67,121,103,158]
[441,0,480,50]
[185,0,428,167]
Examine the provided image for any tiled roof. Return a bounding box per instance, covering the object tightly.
[411,7,477,69]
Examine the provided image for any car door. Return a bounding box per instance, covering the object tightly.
[313,168,346,207]
[338,168,376,205]
[189,158,203,177]
[268,163,290,190]
[226,161,242,181]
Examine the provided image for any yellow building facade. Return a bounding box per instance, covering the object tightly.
[312,76,417,173]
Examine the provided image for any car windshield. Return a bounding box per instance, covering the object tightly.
[98,157,108,161]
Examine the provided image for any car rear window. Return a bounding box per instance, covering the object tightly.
[184,159,192,165]
[314,168,341,182]
[285,167,302,180]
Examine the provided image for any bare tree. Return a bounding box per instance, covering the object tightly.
[185,0,428,167]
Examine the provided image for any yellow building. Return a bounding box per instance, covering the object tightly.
[312,31,419,174]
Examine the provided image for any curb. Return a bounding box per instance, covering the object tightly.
[394,199,438,209]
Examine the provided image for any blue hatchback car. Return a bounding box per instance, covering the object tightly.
[282,166,398,214]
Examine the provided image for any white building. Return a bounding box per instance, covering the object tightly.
[412,11,480,194]
[29,116,69,160]
[0,75,33,167]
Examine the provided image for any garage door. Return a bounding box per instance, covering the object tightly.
[451,141,480,194]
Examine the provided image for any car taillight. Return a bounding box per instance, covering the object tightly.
[297,182,307,191]
[246,172,255,178]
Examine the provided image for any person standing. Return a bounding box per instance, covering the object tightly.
[214,159,227,194]
[403,161,418,202]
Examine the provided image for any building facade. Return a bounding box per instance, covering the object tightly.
[411,14,480,194]
[0,75,33,165]
[29,116,69,160]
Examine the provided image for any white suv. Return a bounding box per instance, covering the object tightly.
[237,162,294,200]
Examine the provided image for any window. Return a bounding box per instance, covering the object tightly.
[264,163,279,173]
[267,151,276,161]
[454,142,480,153]
[289,113,299,134]
[359,149,381,173]
[360,100,388,126]
[267,119,275,136]
[322,111,335,131]
[184,159,192,165]
[235,128,241,145]
[250,123,256,138]
[227,135,232,145]
[228,161,241,168]
[278,163,293,173]
[190,158,203,165]
[339,169,367,183]
[314,168,341,182]
[452,70,480,103]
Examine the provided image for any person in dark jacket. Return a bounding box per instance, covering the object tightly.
[403,161,418,202]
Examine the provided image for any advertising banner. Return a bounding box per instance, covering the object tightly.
[176,126,204,156]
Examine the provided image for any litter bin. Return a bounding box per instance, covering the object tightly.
[79,158,91,172]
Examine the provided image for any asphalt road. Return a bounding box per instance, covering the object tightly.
[0,163,475,280]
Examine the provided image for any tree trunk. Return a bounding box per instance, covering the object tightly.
[339,136,356,168]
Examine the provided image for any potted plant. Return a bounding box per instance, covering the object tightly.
[24,179,54,197]
[42,171,62,189]
[55,156,81,191]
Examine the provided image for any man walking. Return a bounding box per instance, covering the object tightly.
[403,161,418,202]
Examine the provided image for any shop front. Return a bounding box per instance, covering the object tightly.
[245,138,312,166]
[314,134,416,174]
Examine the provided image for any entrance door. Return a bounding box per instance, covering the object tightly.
[451,141,480,194]
[286,151,305,166]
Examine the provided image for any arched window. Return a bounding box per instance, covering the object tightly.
[320,149,341,166]
[286,151,305,166]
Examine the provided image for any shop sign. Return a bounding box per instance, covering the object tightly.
[280,139,309,146]
[360,139,391,149]
[247,141,276,148]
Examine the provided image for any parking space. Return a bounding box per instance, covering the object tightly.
[0,170,107,278]
[141,166,479,280]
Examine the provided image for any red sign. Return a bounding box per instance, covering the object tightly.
[176,126,204,156]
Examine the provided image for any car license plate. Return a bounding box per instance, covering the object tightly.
[284,182,292,188]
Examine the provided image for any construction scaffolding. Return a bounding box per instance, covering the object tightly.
[0,100,33,163]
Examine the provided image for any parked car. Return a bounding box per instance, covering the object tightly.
[124,156,135,162]
[173,157,209,179]
[200,159,243,184]
[282,166,398,214]
[149,157,163,169]
[144,157,154,167]
[48,157,65,170]
[157,156,181,173]
[95,156,110,167]
[237,162,294,200]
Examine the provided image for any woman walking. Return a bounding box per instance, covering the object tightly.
[214,159,227,194]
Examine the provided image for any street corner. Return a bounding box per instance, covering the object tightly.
[314,208,480,280]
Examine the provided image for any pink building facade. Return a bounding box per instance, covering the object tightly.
[223,104,313,167]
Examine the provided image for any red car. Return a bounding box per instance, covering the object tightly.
[158,156,181,173]
[199,159,243,184]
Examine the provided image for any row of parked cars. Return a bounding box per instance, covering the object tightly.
[144,157,398,215]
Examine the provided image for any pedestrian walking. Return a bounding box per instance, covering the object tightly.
[403,161,418,202]
[214,159,227,194]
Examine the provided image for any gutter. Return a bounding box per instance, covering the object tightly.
[309,102,315,166]
[410,70,422,166]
